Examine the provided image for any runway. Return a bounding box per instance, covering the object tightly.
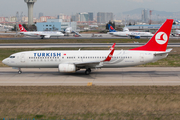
[0,43,180,48]
[0,67,180,86]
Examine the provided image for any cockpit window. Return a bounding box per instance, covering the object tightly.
[9,56,15,58]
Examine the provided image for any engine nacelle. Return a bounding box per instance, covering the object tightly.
[135,36,140,39]
[58,64,76,73]
[44,35,50,38]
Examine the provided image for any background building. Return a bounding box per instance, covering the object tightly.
[39,13,44,18]
[36,19,77,32]
[97,12,113,23]
[71,15,76,22]
[88,12,93,21]
[142,9,149,23]
[80,12,89,22]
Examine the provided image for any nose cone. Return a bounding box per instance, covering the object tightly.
[2,58,7,65]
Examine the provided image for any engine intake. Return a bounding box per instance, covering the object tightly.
[58,64,76,73]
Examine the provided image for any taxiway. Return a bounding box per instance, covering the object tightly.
[0,67,180,86]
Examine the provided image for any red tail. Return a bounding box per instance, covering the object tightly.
[130,19,173,51]
[19,24,27,32]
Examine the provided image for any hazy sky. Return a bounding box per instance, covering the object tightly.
[1,0,180,17]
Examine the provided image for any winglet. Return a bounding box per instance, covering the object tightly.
[104,43,116,62]
[19,24,27,32]
[109,43,116,50]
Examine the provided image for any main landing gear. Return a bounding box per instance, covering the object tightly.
[85,68,91,75]
[18,68,22,74]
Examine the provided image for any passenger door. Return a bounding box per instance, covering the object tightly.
[140,53,144,62]
[21,53,25,63]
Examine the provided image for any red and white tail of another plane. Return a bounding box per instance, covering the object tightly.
[18,24,64,39]
[19,24,27,32]
[3,19,173,75]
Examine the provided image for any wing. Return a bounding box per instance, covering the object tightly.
[73,43,116,68]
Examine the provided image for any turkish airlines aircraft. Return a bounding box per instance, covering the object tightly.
[19,24,64,39]
[108,24,154,39]
[3,19,173,75]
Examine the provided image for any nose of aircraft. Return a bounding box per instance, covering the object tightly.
[2,58,7,65]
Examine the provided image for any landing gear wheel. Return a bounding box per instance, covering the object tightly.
[85,68,91,75]
[18,70,22,74]
[18,68,22,74]
[41,36,44,39]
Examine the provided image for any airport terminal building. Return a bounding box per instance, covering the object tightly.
[36,19,77,32]
[126,24,180,32]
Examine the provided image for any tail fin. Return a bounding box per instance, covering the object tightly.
[123,27,129,32]
[108,24,116,32]
[19,24,27,32]
[130,19,173,51]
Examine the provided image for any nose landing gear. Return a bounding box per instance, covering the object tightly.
[18,68,22,74]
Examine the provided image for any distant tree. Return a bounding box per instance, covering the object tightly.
[11,25,17,31]
[29,24,37,31]
[106,24,109,30]
[22,24,28,31]
[129,22,132,26]
[173,21,176,25]
[112,21,115,28]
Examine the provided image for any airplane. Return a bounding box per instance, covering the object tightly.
[172,29,180,37]
[64,26,82,37]
[19,24,64,39]
[108,24,154,39]
[2,19,173,75]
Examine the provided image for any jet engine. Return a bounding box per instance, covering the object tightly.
[58,64,76,73]
[134,36,140,39]
[44,35,51,38]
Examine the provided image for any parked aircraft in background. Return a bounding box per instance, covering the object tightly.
[19,24,64,39]
[3,19,173,75]
[108,24,154,39]
[172,29,180,37]
[89,25,98,28]
[64,26,81,37]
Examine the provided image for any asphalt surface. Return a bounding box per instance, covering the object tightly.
[0,67,180,86]
[0,43,180,48]
[0,37,129,40]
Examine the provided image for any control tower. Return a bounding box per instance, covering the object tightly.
[24,0,37,25]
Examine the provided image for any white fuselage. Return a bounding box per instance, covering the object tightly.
[109,31,154,37]
[20,31,64,38]
[3,50,168,69]
[65,27,72,34]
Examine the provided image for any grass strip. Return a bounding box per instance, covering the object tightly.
[0,86,180,119]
